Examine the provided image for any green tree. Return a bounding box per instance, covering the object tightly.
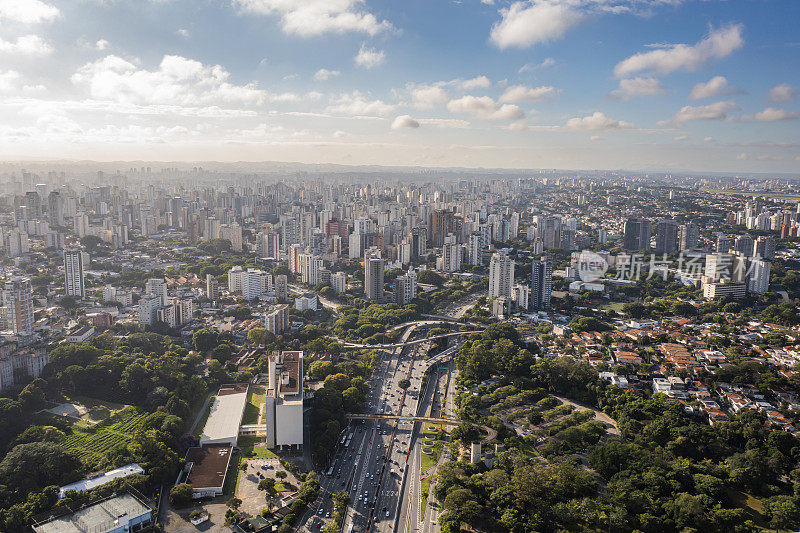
[308,360,334,381]
[193,328,220,352]
[169,483,193,507]
[398,378,411,390]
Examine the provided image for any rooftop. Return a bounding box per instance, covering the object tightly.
[185,444,233,490]
[33,492,151,533]
[59,463,144,499]
[199,385,248,444]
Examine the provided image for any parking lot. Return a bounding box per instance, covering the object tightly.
[237,457,283,516]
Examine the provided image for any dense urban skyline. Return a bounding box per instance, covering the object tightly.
[0,0,798,172]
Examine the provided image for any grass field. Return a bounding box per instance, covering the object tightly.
[599,301,626,312]
[420,426,446,472]
[420,476,432,520]
[242,387,266,425]
[238,436,278,459]
[61,406,149,468]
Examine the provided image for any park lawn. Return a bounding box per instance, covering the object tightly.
[599,301,626,313]
[242,387,266,425]
[275,483,289,492]
[420,476,432,521]
[250,446,278,459]
[237,436,278,460]
[192,396,215,438]
[61,394,127,412]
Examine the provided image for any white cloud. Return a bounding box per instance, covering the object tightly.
[0,70,20,92]
[409,84,449,109]
[232,0,393,37]
[608,77,665,100]
[314,68,340,81]
[689,75,741,99]
[176,28,190,38]
[499,84,559,103]
[565,111,633,130]
[614,24,744,78]
[95,39,109,51]
[768,83,796,103]
[490,0,585,49]
[673,135,687,141]
[0,0,59,24]
[740,107,799,122]
[455,76,491,90]
[703,136,715,142]
[0,34,53,55]
[354,44,385,68]
[447,95,524,121]
[658,100,739,126]
[326,92,395,116]
[391,115,419,130]
[519,57,555,73]
[71,54,291,107]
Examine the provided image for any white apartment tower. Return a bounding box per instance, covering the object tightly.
[488,252,515,300]
[64,249,85,299]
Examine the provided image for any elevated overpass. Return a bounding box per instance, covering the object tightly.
[346,414,498,444]
[342,329,483,350]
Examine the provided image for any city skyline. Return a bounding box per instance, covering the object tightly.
[0,0,798,173]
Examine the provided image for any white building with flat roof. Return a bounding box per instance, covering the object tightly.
[198,384,248,447]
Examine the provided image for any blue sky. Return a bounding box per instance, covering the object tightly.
[0,0,798,172]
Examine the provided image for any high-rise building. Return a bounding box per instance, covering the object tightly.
[138,294,161,326]
[431,209,455,248]
[145,278,168,306]
[716,234,730,253]
[264,351,304,448]
[654,219,678,254]
[748,259,771,294]
[734,235,754,256]
[275,274,288,301]
[63,249,85,299]
[264,304,290,335]
[220,224,243,252]
[48,191,64,227]
[754,235,776,260]
[438,242,462,272]
[530,257,553,311]
[533,215,562,249]
[331,272,347,294]
[364,252,385,302]
[467,233,483,266]
[1,277,34,335]
[394,270,417,305]
[623,218,651,251]
[678,222,699,251]
[206,274,219,300]
[488,252,514,300]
